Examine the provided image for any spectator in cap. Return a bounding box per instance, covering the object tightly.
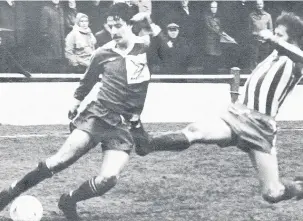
[151,21,190,74]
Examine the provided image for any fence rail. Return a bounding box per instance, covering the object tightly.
[0,73,250,83]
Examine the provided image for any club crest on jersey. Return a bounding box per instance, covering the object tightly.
[125,53,150,84]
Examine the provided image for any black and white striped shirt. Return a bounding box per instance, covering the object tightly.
[239,50,303,117]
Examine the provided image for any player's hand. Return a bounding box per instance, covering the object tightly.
[68,98,81,120]
[259,29,274,42]
[131,12,152,25]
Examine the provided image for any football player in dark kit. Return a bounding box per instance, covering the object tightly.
[0,3,161,220]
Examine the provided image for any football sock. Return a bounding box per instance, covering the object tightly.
[130,123,150,146]
[70,176,117,202]
[151,132,191,152]
[11,162,53,196]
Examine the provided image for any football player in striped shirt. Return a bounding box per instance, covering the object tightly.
[137,12,303,204]
[0,3,161,220]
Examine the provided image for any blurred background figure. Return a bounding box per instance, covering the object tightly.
[95,15,114,48]
[65,13,96,73]
[40,0,65,72]
[248,0,273,70]
[203,1,223,74]
[64,0,78,35]
[0,0,27,72]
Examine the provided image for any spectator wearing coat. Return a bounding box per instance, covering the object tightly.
[40,0,65,72]
[203,1,223,73]
[248,0,273,70]
[151,22,190,74]
[0,0,27,72]
[65,13,96,73]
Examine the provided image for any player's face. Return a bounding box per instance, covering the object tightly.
[79,17,89,29]
[274,25,289,42]
[107,16,133,46]
[167,27,179,39]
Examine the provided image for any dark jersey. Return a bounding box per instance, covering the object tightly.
[74,35,157,117]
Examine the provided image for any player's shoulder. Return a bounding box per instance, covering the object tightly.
[93,41,116,57]
[88,41,116,65]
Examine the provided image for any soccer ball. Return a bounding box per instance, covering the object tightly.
[10,195,43,221]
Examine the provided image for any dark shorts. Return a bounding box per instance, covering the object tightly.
[72,101,134,153]
[220,103,277,153]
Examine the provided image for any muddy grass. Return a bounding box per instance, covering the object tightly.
[0,123,303,221]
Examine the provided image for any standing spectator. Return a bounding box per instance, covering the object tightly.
[248,0,273,70]
[203,1,223,74]
[0,0,27,72]
[152,1,201,69]
[0,0,16,48]
[113,0,151,13]
[40,0,65,72]
[77,0,111,34]
[153,22,190,74]
[65,13,96,72]
[233,0,252,69]
[64,0,77,35]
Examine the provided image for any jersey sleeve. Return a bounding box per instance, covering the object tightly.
[74,50,104,101]
[271,39,303,76]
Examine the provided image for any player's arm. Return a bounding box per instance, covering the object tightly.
[69,51,103,119]
[131,12,162,46]
[260,30,303,64]
[74,51,102,101]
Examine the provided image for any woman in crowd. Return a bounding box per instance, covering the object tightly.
[65,13,96,72]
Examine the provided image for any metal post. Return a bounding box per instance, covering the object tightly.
[230,67,241,103]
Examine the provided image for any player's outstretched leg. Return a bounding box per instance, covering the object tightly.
[0,129,95,212]
[58,149,129,220]
[136,131,191,156]
[136,117,233,156]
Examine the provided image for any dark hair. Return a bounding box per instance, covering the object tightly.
[276,11,303,43]
[107,3,139,25]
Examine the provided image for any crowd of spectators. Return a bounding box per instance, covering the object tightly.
[0,0,302,74]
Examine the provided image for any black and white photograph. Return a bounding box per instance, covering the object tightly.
[1,0,303,220]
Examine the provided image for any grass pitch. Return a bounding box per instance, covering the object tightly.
[0,122,303,221]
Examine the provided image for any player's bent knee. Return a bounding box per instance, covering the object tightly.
[46,130,94,173]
